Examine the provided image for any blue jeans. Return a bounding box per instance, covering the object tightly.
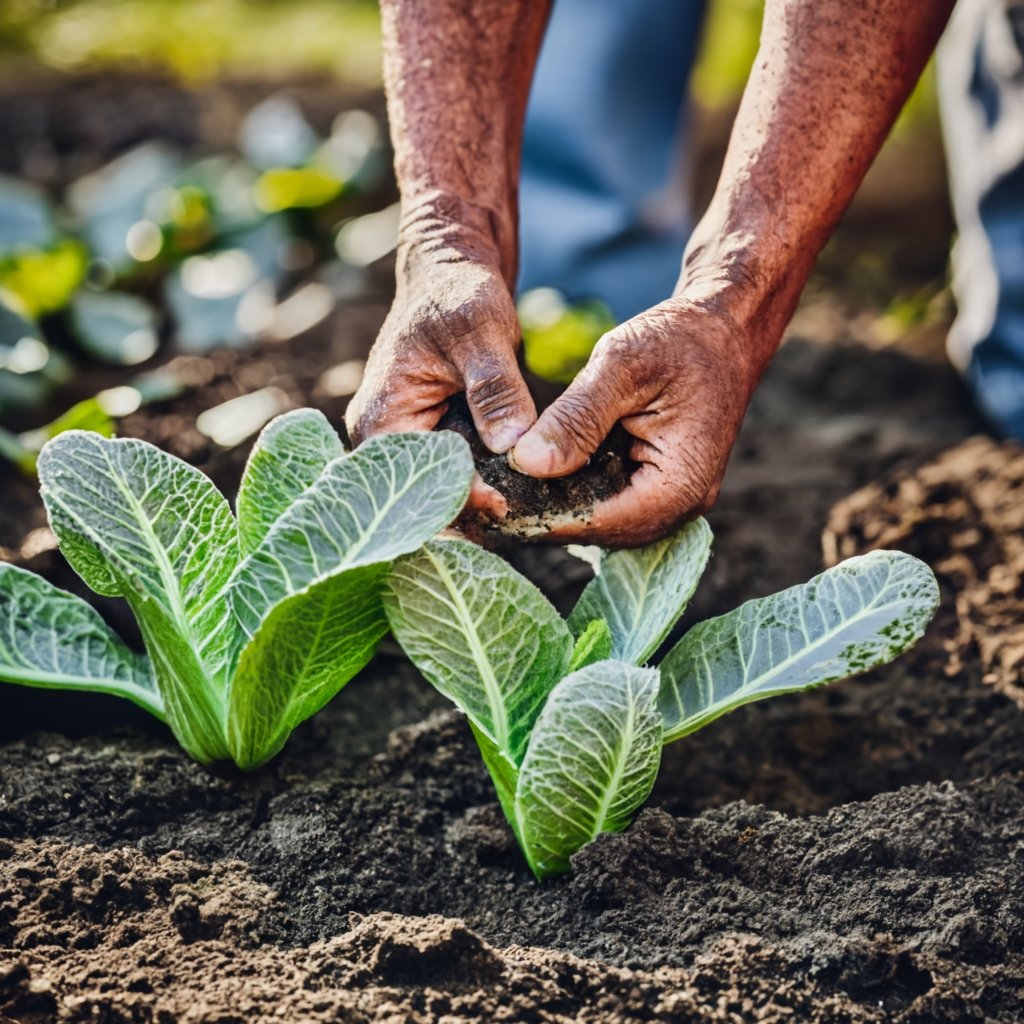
[518,0,706,321]
[939,0,1024,438]
[520,0,1024,440]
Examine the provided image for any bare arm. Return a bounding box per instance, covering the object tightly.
[511,0,956,545]
[346,0,551,480]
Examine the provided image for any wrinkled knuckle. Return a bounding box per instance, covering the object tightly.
[465,366,523,422]
[547,394,606,457]
[666,446,718,517]
[594,325,654,392]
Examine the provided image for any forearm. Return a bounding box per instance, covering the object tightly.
[681,0,955,370]
[380,0,551,283]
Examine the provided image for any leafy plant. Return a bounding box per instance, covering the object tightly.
[517,287,615,384]
[384,522,939,879]
[0,410,474,768]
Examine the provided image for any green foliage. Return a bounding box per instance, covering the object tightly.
[0,0,382,85]
[518,288,615,385]
[385,523,939,879]
[0,412,474,768]
[0,93,386,421]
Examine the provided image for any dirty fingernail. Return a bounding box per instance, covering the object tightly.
[488,422,528,454]
[509,433,555,474]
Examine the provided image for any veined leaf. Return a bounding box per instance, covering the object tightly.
[229,431,472,637]
[659,550,940,742]
[568,519,712,665]
[469,721,522,837]
[235,408,344,556]
[384,537,573,766]
[515,661,663,879]
[225,431,474,766]
[0,563,161,717]
[568,618,613,673]
[226,563,388,768]
[37,431,240,762]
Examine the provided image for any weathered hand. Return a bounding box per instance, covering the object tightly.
[346,205,537,515]
[509,295,769,547]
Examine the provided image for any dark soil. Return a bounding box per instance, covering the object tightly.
[438,392,635,533]
[2,73,1023,1024]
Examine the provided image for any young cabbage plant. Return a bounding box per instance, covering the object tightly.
[383,521,939,879]
[0,410,474,768]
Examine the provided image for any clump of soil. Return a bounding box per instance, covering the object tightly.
[825,435,1024,710]
[437,393,635,532]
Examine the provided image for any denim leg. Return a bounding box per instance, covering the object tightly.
[518,0,707,322]
[939,0,1024,439]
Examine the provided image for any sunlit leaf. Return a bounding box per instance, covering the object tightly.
[226,431,474,767]
[384,537,573,766]
[38,431,241,762]
[567,618,613,673]
[519,288,616,384]
[236,407,343,556]
[0,240,88,317]
[568,519,713,666]
[658,550,941,742]
[254,167,343,213]
[516,661,662,879]
[0,562,161,717]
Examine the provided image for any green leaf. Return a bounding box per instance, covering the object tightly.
[229,431,473,637]
[518,289,616,384]
[226,563,388,768]
[235,408,343,556]
[568,518,713,665]
[7,396,117,478]
[225,431,474,767]
[568,618,613,673]
[0,240,88,318]
[659,550,940,743]
[384,537,573,766]
[37,431,241,762]
[469,721,522,830]
[0,563,161,718]
[515,661,663,879]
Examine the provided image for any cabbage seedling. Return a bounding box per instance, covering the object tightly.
[0,411,474,768]
[384,522,939,878]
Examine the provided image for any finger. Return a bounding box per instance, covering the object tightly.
[449,342,537,454]
[466,473,508,518]
[510,351,635,478]
[533,467,675,546]
[542,456,714,548]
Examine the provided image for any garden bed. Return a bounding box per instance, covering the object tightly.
[2,75,1023,1024]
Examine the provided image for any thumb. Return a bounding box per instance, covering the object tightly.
[510,349,634,478]
[450,341,537,454]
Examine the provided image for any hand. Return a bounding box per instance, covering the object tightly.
[509,295,771,547]
[346,204,537,516]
